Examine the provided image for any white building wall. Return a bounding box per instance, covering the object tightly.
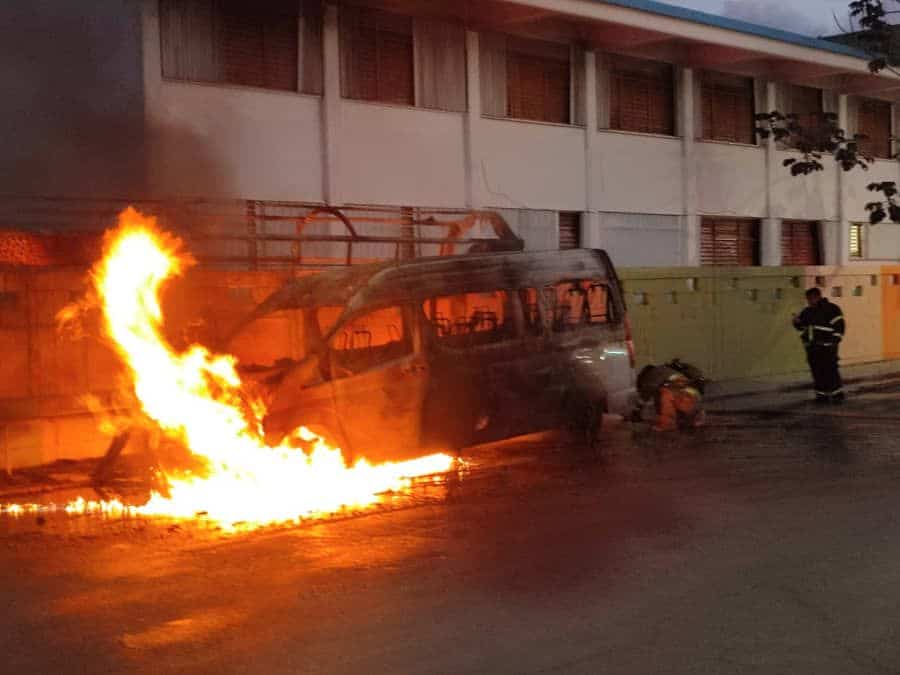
[339,102,467,208]
[771,151,838,221]
[592,132,683,215]
[845,159,900,222]
[475,118,587,211]
[7,1,894,266]
[142,1,325,202]
[696,142,767,218]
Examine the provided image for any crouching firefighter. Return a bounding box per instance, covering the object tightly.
[793,287,845,404]
[632,360,707,432]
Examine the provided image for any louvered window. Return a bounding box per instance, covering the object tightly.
[480,34,581,125]
[340,6,413,105]
[609,55,674,135]
[785,85,823,149]
[701,218,760,266]
[781,220,821,265]
[701,71,755,144]
[339,7,466,111]
[857,98,892,159]
[849,223,864,258]
[160,0,323,94]
[506,36,571,124]
[559,212,581,249]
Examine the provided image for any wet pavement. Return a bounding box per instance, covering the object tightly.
[5,386,900,674]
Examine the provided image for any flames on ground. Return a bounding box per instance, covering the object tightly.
[2,208,454,530]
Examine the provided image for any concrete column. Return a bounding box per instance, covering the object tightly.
[581,211,602,248]
[464,30,482,208]
[761,218,782,266]
[321,3,342,205]
[830,93,851,265]
[679,67,700,266]
[584,50,598,214]
[761,81,782,266]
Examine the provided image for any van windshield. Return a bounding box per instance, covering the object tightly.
[231,309,305,370]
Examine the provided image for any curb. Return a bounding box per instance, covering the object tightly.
[706,369,900,404]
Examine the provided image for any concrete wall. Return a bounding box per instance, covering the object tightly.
[621,266,807,380]
[621,265,887,380]
[881,264,900,359]
[0,0,145,197]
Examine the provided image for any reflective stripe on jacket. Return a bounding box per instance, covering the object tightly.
[794,298,845,348]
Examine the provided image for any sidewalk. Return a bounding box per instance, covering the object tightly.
[705,358,900,412]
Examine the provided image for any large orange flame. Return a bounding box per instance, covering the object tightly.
[5,208,453,530]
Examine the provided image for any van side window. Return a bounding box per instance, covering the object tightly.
[329,306,410,376]
[423,290,515,347]
[544,280,613,332]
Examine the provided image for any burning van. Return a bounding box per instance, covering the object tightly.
[227,247,635,463]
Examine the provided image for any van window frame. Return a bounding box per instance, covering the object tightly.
[544,277,621,334]
[419,287,528,352]
[324,302,418,379]
[518,286,549,338]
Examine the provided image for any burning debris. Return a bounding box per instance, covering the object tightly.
[2,208,454,531]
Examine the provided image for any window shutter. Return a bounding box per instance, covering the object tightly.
[857,97,892,159]
[220,0,298,91]
[160,0,320,93]
[299,0,324,94]
[340,5,413,105]
[781,220,821,265]
[701,218,760,266]
[786,85,824,149]
[559,212,581,249]
[571,46,586,127]
[701,71,755,144]
[608,54,674,135]
[479,32,508,117]
[506,36,571,124]
[413,17,467,112]
[160,0,222,82]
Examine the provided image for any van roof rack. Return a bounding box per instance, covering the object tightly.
[0,195,524,269]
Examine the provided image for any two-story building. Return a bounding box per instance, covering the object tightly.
[3,0,900,267]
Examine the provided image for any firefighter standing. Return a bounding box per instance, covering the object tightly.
[632,359,706,432]
[793,287,845,403]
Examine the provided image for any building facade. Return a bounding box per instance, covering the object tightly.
[3,0,900,267]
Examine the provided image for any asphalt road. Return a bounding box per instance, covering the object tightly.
[5,386,900,674]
